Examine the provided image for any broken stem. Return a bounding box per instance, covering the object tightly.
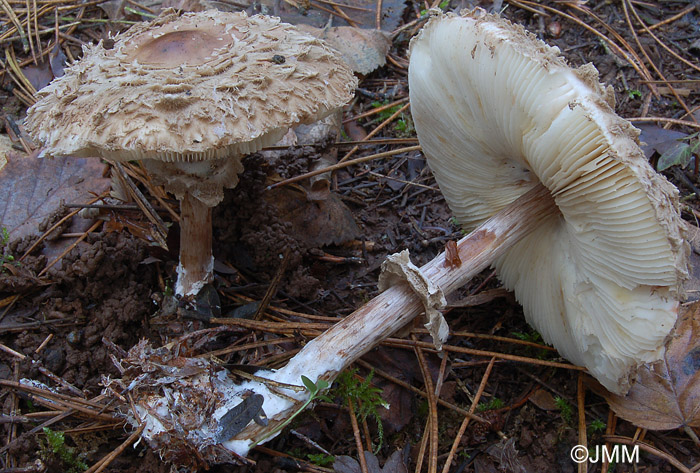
[176,191,213,297]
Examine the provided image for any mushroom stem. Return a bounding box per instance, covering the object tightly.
[229,183,555,448]
[176,191,214,297]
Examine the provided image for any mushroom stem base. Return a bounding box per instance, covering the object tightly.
[176,191,214,297]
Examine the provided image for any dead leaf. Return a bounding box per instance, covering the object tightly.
[590,301,700,430]
[0,152,110,243]
[256,0,405,32]
[447,288,511,307]
[344,121,369,142]
[98,0,126,20]
[297,25,391,75]
[477,439,527,473]
[638,124,688,160]
[528,388,559,411]
[21,61,53,93]
[334,450,407,473]
[264,185,360,248]
[49,43,67,79]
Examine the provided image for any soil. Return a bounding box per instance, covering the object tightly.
[1,1,699,472]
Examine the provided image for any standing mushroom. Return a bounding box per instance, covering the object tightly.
[408,9,688,393]
[25,10,357,297]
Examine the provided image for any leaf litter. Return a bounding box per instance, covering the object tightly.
[590,301,700,432]
[1,1,700,472]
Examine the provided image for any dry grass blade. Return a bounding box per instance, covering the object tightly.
[343,97,409,124]
[348,400,370,473]
[384,337,584,371]
[37,219,102,277]
[511,0,656,94]
[340,103,411,163]
[0,380,115,417]
[3,46,36,105]
[202,336,298,359]
[626,1,700,76]
[85,423,146,473]
[441,357,496,473]
[211,317,332,333]
[18,191,107,262]
[621,0,698,122]
[644,5,695,31]
[628,117,700,130]
[253,248,291,321]
[577,373,587,473]
[0,0,29,52]
[355,359,486,422]
[413,334,438,473]
[413,328,558,352]
[267,145,421,190]
[0,409,74,456]
[111,162,169,248]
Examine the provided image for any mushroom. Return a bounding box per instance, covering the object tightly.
[102,9,689,465]
[407,9,688,393]
[25,9,357,297]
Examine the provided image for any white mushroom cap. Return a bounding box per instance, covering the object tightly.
[408,10,688,394]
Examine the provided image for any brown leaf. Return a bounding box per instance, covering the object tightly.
[21,61,54,93]
[0,152,110,242]
[344,121,369,142]
[297,25,391,75]
[98,0,126,20]
[49,43,67,79]
[638,124,688,160]
[257,0,406,32]
[264,185,360,248]
[528,388,559,411]
[684,224,700,302]
[591,301,700,430]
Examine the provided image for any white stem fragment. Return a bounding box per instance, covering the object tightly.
[175,191,214,297]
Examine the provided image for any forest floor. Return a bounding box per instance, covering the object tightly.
[1,0,699,472]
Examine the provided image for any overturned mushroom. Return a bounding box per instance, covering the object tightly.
[102,9,688,467]
[25,9,357,297]
[408,10,688,393]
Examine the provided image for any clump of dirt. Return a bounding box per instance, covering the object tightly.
[213,155,319,298]
[1,231,157,391]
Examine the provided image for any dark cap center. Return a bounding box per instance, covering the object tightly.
[130,29,231,68]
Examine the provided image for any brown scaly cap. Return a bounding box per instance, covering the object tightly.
[26,10,357,163]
